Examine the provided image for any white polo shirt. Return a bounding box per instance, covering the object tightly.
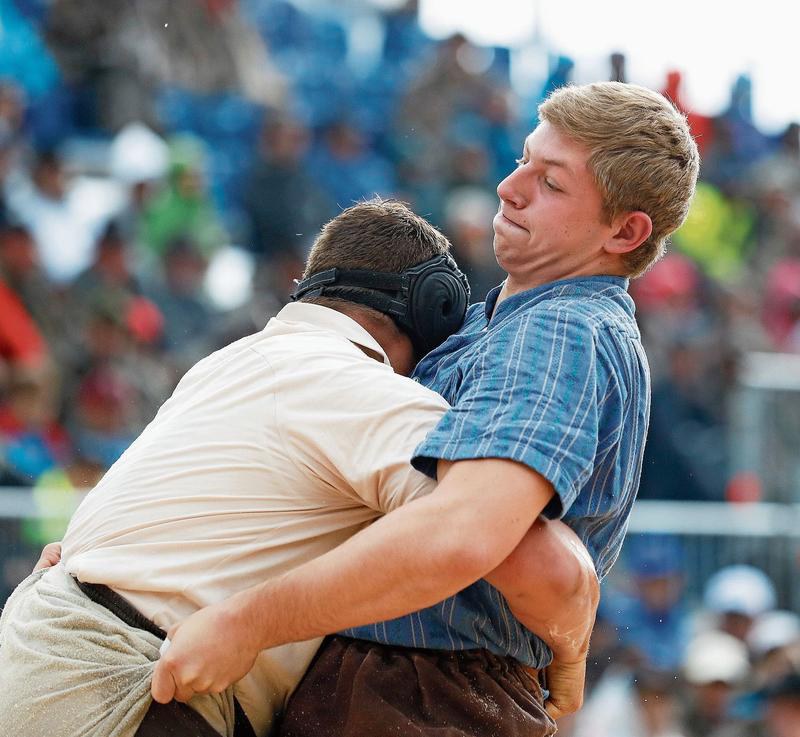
[61,302,448,736]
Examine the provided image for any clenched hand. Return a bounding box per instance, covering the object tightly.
[151,598,262,704]
[33,542,62,572]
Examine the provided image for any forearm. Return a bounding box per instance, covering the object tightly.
[228,459,552,651]
[152,459,559,705]
[485,517,599,660]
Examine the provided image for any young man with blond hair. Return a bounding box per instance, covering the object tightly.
[153,81,699,737]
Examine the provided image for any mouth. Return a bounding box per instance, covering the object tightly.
[495,211,527,232]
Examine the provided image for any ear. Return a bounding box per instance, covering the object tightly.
[603,211,653,255]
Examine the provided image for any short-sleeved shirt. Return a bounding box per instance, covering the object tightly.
[344,276,651,669]
[61,302,449,737]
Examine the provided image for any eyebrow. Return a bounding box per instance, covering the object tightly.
[521,143,576,179]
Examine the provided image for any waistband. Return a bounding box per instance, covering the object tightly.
[74,578,167,640]
[73,577,256,737]
[334,634,545,697]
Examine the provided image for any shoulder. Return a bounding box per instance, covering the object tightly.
[490,299,602,354]
[350,360,450,411]
[542,285,637,333]
[530,290,643,375]
[268,334,450,419]
[483,292,643,388]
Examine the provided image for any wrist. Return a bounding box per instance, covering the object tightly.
[226,585,271,653]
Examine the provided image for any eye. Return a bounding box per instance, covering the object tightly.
[543,178,560,192]
[515,157,528,167]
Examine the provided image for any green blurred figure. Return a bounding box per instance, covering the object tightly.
[23,457,104,548]
[139,135,227,258]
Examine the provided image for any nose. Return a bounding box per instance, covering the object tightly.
[497,165,528,209]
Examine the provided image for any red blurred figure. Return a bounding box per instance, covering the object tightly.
[662,70,715,156]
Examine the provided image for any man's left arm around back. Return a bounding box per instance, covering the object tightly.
[152,457,597,716]
[486,516,599,718]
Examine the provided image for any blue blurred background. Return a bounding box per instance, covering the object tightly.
[0,2,799,735]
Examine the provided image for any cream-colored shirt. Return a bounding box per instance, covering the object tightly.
[61,302,448,736]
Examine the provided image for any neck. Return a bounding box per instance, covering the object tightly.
[338,307,414,376]
[495,259,627,314]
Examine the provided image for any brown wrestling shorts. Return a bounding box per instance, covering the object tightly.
[277,635,557,737]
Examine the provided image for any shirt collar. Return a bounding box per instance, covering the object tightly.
[274,302,392,366]
[483,275,630,322]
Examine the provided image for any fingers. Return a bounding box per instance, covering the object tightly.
[173,680,200,704]
[545,702,564,721]
[151,660,178,704]
[33,542,62,572]
[152,652,222,704]
[545,692,583,720]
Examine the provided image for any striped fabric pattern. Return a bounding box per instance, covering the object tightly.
[344,275,651,668]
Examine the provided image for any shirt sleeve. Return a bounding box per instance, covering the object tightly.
[412,307,602,518]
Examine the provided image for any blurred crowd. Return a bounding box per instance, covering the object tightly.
[555,541,800,737]
[0,1,799,733]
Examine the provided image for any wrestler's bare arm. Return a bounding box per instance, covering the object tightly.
[431,459,599,719]
[485,517,599,719]
[152,457,553,704]
[486,517,598,657]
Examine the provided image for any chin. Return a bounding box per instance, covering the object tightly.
[492,239,514,271]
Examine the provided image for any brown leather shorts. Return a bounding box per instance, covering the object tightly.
[277,635,556,737]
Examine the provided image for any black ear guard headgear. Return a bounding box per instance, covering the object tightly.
[290,253,470,357]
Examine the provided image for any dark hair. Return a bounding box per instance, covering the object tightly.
[302,198,451,281]
[34,149,62,170]
[0,224,32,243]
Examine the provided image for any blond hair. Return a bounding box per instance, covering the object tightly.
[539,82,700,277]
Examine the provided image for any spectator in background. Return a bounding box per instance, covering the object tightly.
[572,666,688,737]
[68,287,173,432]
[710,663,800,737]
[392,33,494,216]
[0,280,47,376]
[70,365,136,470]
[313,118,397,207]
[0,369,68,484]
[24,448,105,547]
[606,535,691,671]
[670,179,757,282]
[633,254,732,501]
[682,631,751,737]
[241,114,331,264]
[5,149,101,283]
[443,186,504,301]
[746,612,800,701]
[381,0,432,71]
[72,222,141,301]
[759,669,800,737]
[0,222,76,370]
[139,135,227,258]
[702,565,777,643]
[145,237,213,370]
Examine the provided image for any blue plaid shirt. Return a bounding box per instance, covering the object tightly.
[344,275,651,668]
